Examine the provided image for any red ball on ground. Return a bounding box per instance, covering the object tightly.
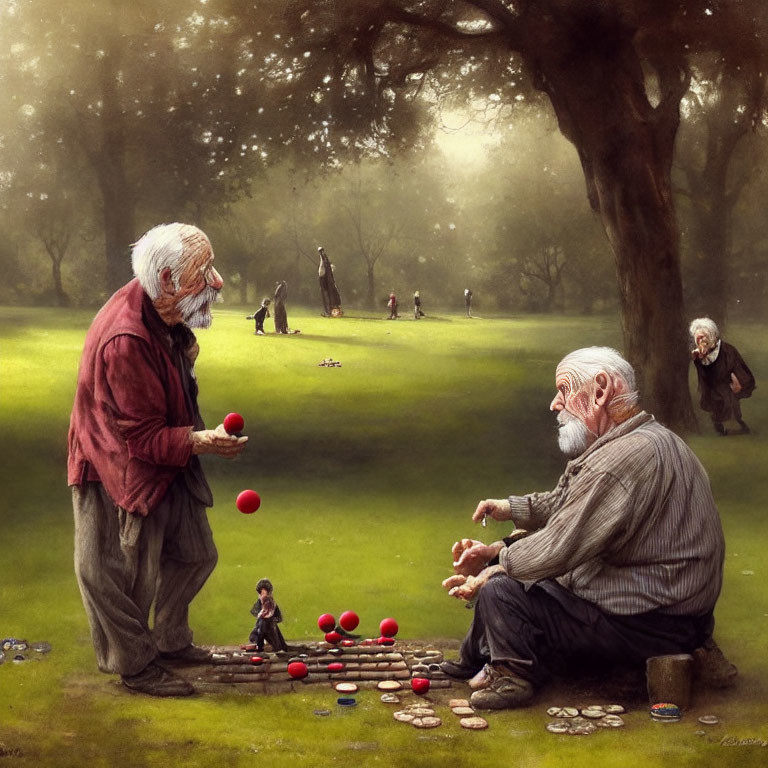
[317,613,336,633]
[288,661,309,679]
[325,631,342,645]
[327,662,344,672]
[379,617,399,637]
[377,636,395,646]
[341,639,356,647]
[339,610,360,632]
[411,677,430,695]
[250,656,264,665]
[236,490,261,514]
[223,412,245,434]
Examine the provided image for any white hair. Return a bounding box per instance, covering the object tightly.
[689,317,720,343]
[557,346,639,414]
[131,223,207,299]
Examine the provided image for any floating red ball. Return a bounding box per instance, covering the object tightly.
[325,631,342,645]
[379,618,399,638]
[288,661,309,679]
[411,677,430,694]
[317,613,336,633]
[327,662,344,672]
[236,490,261,514]
[339,610,359,632]
[223,412,245,434]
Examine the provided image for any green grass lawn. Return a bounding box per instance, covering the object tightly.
[1,304,766,767]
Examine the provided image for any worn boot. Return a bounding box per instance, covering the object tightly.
[469,663,535,710]
[122,661,195,697]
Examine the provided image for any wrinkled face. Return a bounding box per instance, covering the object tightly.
[694,329,714,355]
[174,233,223,329]
[550,367,597,457]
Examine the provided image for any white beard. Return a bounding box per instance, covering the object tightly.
[556,411,592,458]
[177,286,219,329]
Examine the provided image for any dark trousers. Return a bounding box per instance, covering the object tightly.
[249,618,287,652]
[459,576,713,687]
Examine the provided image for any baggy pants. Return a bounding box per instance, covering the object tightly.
[458,575,713,687]
[73,479,218,677]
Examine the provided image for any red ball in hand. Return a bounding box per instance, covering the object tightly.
[236,490,261,514]
[317,613,336,633]
[288,661,309,679]
[411,677,430,695]
[223,412,245,434]
[339,610,359,632]
[379,617,399,638]
[324,631,342,645]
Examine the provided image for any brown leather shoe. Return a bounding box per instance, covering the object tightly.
[122,662,195,697]
[159,644,212,665]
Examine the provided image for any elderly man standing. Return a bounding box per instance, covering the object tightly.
[68,223,247,696]
[441,347,726,710]
[689,317,755,435]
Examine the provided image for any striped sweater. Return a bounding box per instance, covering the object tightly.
[501,412,724,616]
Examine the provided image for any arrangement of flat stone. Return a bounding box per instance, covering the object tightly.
[177,641,452,694]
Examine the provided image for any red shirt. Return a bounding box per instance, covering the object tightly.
[67,279,197,516]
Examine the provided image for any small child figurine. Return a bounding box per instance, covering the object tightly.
[246,298,271,335]
[249,578,288,652]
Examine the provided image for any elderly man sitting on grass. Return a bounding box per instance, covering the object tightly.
[441,347,729,711]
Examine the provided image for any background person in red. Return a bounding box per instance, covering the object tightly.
[68,223,247,697]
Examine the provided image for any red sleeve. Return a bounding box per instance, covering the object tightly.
[101,335,194,467]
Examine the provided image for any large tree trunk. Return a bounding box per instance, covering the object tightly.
[51,258,68,306]
[530,35,697,432]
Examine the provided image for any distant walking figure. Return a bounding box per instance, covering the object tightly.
[247,298,271,335]
[414,290,424,319]
[387,292,399,320]
[464,288,473,317]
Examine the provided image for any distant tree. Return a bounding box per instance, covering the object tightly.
[280,0,768,430]
[675,58,766,324]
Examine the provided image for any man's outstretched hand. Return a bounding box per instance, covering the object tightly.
[191,425,248,458]
[472,498,513,523]
[443,565,505,601]
[451,539,504,576]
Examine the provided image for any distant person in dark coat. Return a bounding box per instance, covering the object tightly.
[318,246,342,316]
[464,288,473,317]
[272,280,293,334]
[247,298,271,335]
[690,317,755,435]
[249,578,288,652]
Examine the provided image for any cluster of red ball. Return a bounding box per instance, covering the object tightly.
[317,611,399,646]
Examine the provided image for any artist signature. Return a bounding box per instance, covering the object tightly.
[719,736,768,747]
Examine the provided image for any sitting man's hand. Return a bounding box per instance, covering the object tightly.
[191,426,248,458]
[472,498,513,524]
[451,539,505,577]
[443,564,505,601]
